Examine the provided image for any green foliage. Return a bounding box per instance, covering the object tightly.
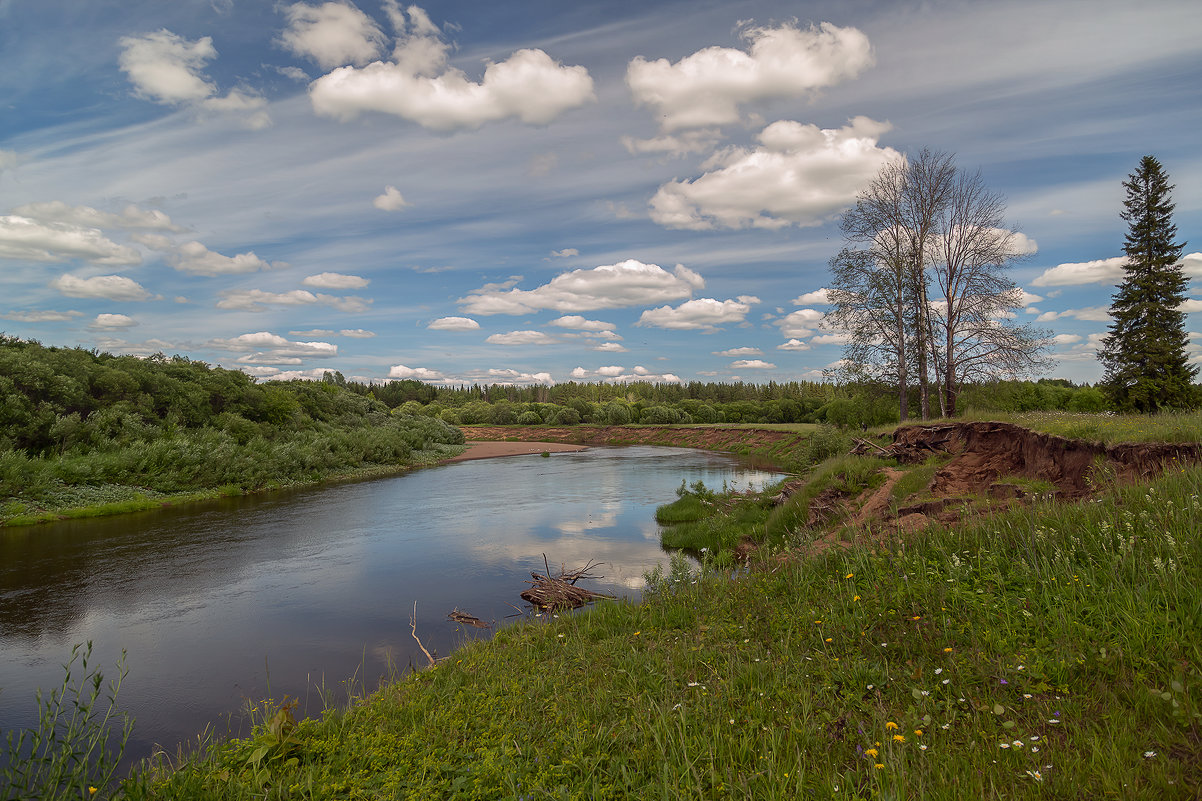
[1099,156,1197,412]
[2,642,132,800]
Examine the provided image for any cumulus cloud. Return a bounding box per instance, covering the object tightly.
[637,298,753,331]
[649,117,901,230]
[547,315,615,332]
[485,368,553,385]
[14,201,181,232]
[0,309,84,322]
[485,330,556,345]
[1033,253,1202,287]
[215,289,318,310]
[458,259,704,315]
[731,359,775,369]
[208,331,338,358]
[118,29,269,126]
[626,21,873,132]
[1051,333,1083,345]
[171,241,283,276]
[809,331,853,345]
[1179,298,1202,313]
[89,313,137,330]
[308,4,594,131]
[389,364,446,381]
[792,288,832,305]
[775,308,825,338]
[1035,306,1111,322]
[373,185,409,211]
[0,215,142,265]
[278,1,386,69]
[593,342,628,352]
[571,365,679,383]
[712,347,762,356]
[302,271,369,289]
[51,273,153,301]
[777,338,810,351]
[427,316,480,331]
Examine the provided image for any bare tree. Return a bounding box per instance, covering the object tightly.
[929,168,1051,415]
[828,151,1049,418]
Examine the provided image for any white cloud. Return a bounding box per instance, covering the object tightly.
[547,315,615,332]
[774,308,825,338]
[339,328,375,338]
[89,313,137,330]
[50,273,153,301]
[215,289,317,310]
[1005,230,1039,256]
[119,29,218,104]
[317,294,371,312]
[485,330,556,345]
[712,347,762,356]
[1052,333,1083,345]
[14,201,181,231]
[458,259,704,315]
[1034,252,1202,287]
[389,364,446,381]
[171,241,282,276]
[777,338,810,351]
[594,342,628,352]
[1018,289,1044,306]
[278,1,386,69]
[649,117,901,230]
[308,5,594,131]
[485,368,554,385]
[637,298,752,331]
[118,29,269,126]
[626,21,873,132]
[0,309,84,322]
[731,359,775,369]
[549,248,579,258]
[1180,298,1202,313]
[0,215,142,265]
[302,271,369,289]
[1036,306,1111,322]
[427,316,480,331]
[620,129,723,158]
[792,288,832,305]
[373,185,410,211]
[809,331,852,345]
[209,331,338,358]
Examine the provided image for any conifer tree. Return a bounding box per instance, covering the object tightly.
[1099,156,1196,412]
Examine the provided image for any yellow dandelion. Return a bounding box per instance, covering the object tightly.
[914,729,923,736]
[875,763,885,770]
[943,647,953,652]
[865,748,879,758]
[845,573,854,579]
[633,631,641,636]
[853,595,861,601]
[825,637,833,642]
[885,721,898,730]
[893,734,906,743]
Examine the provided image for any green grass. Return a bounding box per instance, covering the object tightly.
[951,409,1202,444]
[112,459,1201,800]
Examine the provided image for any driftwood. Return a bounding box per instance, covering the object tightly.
[520,556,614,612]
[448,608,491,629]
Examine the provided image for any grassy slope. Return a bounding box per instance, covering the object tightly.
[116,414,1202,799]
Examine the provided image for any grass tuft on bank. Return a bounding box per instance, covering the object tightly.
[109,455,1201,800]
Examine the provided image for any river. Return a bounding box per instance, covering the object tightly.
[0,446,781,768]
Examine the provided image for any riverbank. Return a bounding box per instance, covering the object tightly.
[442,440,588,462]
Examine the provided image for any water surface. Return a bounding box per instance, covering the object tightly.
[0,446,780,764]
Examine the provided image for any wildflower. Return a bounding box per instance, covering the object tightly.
[825,637,832,643]
[853,595,861,601]
[934,668,943,675]
[942,679,950,685]
[89,790,98,797]
[1012,740,1024,748]
[944,647,953,652]
[875,763,885,770]
[886,722,899,730]
[941,723,950,730]
[919,744,928,751]
[1144,751,1156,758]
[999,743,1010,749]
[633,631,641,636]
[914,729,923,736]
[1026,770,1043,782]
[846,573,855,579]
[893,735,906,743]
[911,615,921,620]
[865,747,879,757]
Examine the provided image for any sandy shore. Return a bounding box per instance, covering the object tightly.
[442,440,589,463]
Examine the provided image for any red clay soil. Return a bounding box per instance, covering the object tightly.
[463,425,803,452]
[888,420,1202,499]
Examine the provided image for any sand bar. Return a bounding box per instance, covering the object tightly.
[443,440,589,463]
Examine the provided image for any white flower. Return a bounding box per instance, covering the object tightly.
[1144,751,1156,758]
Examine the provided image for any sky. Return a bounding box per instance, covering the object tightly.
[1,0,1200,388]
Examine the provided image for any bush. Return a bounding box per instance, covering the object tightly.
[517,411,544,425]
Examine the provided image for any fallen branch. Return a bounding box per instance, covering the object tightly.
[520,556,614,612]
[448,608,491,629]
[410,601,437,667]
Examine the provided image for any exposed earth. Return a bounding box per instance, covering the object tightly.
[463,421,1202,545]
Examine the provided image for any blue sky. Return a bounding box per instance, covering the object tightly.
[1,0,1199,387]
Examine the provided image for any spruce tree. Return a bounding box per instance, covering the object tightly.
[1099,155,1196,412]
